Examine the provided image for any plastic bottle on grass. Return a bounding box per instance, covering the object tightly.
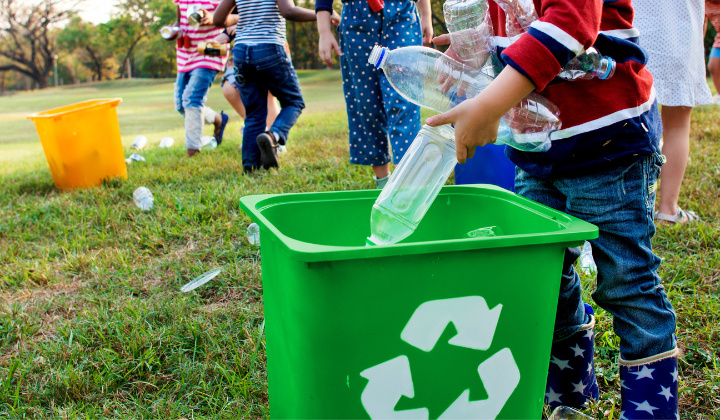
[368,45,561,152]
[578,241,597,276]
[132,135,147,150]
[367,124,457,246]
[133,187,154,211]
[247,223,260,246]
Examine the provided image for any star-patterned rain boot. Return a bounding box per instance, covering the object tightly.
[545,303,599,410]
[619,348,679,420]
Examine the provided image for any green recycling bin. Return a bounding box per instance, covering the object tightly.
[239,184,597,419]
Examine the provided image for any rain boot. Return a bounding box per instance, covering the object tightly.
[619,348,678,420]
[545,303,599,410]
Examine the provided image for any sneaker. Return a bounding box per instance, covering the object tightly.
[256,131,279,169]
[714,94,720,105]
[215,111,229,146]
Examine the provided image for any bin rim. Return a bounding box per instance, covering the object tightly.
[26,98,122,121]
[239,184,599,263]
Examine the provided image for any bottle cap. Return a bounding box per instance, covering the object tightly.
[368,45,388,69]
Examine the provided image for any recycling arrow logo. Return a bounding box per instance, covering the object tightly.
[359,296,520,419]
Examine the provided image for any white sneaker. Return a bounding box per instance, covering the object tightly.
[277,144,287,156]
[714,94,720,105]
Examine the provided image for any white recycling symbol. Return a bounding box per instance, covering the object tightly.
[360,296,520,419]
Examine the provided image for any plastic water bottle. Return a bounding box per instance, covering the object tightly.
[133,187,154,211]
[443,0,495,69]
[558,48,616,81]
[577,241,597,276]
[159,137,174,148]
[132,135,147,150]
[367,124,457,246]
[200,135,217,150]
[247,223,260,246]
[368,45,561,152]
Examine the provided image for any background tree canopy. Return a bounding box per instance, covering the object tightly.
[0,0,716,92]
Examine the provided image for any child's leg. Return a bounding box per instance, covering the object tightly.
[338,1,390,180]
[380,0,423,164]
[558,153,677,418]
[264,44,305,145]
[657,106,693,219]
[233,45,269,171]
[180,68,218,155]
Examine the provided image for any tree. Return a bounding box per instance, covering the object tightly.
[58,16,117,81]
[0,0,78,89]
[111,0,175,79]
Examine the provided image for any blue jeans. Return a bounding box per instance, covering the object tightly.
[175,68,219,150]
[233,43,305,171]
[515,153,676,360]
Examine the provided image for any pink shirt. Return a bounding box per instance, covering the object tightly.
[174,0,228,73]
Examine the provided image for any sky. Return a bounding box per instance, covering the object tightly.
[77,2,117,24]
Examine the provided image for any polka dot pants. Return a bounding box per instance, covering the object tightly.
[339,0,422,166]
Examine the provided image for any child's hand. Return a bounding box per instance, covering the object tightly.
[330,10,341,26]
[432,34,461,62]
[426,96,502,163]
[318,32,341,67]
[200,10,214,25]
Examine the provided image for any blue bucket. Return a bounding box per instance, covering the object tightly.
[454,143,516,191]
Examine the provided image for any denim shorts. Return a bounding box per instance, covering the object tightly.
[515,152,676,360]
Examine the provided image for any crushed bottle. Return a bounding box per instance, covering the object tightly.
[548,406,595,420]
[125,153,146,164]
[443,0,495,69]
[133,186,154,211]
[159,137,174,148]
[181,267,223,293]
[577,241,597,276]
[200,135,217,150]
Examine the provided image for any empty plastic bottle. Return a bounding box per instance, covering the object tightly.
[368,45,561,152]
[443,0,495,69]
[577,241,597,276]
[159,137,174,148]
[367,124,457,246]
[132,135,147,150]
[200,135,217,150]
[133,187,154,211]
[558,47,616,81]
[247,223,260,246]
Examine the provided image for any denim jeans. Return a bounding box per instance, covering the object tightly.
[175,68,219,150]
[515,153,677,360]
[233,43,305,171]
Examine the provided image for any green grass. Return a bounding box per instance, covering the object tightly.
[1,73,719,419]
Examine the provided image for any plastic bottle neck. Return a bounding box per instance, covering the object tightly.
[368,45,389,69]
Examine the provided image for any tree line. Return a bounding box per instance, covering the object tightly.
[1,0,715,93]
[0,0,448,93]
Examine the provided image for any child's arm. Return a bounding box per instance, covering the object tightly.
[212,0,235,27]
[277,0,319,22]
[316,1,342,67]
[416,0,433,46]
[426,66,535,164]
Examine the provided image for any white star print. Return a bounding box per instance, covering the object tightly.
[572,380,585,393]
[584,329,593,339]
[658,385,674,401]
[620,379,632,390]
[545,387,562,404]
[631,400,658,415]
[670,367,678,382]
[587,362,593,374]
[570,343,586,358]
[632,366,655,380]
[550,356,572,371]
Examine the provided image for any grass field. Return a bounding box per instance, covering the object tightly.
[1,71,719,419]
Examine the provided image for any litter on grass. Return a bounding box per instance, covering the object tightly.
[181,267,223,292]
[125,153,146,164]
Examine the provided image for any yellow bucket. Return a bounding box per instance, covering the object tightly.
[27,98,127,190]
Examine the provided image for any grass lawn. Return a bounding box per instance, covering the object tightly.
[1,71,719,419]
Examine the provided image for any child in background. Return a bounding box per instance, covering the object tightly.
[315,0,433,188]
[172,0,230,157]
[213,0,338,172]
[707,0,720,104]
[429,1,678,418]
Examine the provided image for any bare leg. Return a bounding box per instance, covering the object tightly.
[709,56,720,97]
[658,105,692,216]
[267,92,280,128]
[223,82,246,119]
[372,164,390,179]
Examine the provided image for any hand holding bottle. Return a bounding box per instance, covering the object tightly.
[425,65,536,164]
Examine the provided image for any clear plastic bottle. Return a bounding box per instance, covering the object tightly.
[133,187,154,211]
[367,124,457,246]
[577,241,597,276]
[132,135,147,150]
[558,48,616,81]
[443,0,495,69]
[247,222,261,246]
[368,45,561,152]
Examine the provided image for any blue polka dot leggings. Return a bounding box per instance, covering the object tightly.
[338,0,423,166]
